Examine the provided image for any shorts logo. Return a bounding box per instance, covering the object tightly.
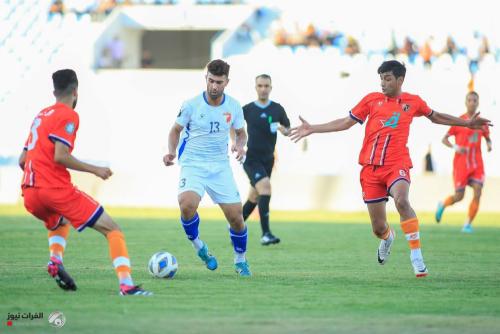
[254,172,261,180]
[399,169,406,177]
[402,104,410,112]
[65,122,75,134]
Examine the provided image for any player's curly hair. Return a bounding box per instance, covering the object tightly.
[378,60,406,78]
[52,69,78,97]
[206,59,230,77]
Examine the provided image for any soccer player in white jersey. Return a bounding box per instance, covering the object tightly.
[163,59,251,276]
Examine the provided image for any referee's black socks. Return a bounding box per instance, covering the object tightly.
[242,200,257,221]
[258,195,271,235]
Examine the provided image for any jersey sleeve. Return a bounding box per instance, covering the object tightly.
[232,102,245,130]
[175,101,192,127]
[48,112,79,148]
[414,96,433,117]
[447,126,458,137]
[279,105,291,128]
[349,94,373,124]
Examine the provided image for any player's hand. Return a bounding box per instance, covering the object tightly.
[163,153,176,166]
[94,167,113,180]
[231,144,246,162]
[467,112,492,129]
[290,116,313,143]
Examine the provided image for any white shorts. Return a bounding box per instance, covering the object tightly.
[178,162,241,204]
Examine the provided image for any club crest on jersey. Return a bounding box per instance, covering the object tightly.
[223,112,232,123]
[65,122,75,134]
[402,104,410,112]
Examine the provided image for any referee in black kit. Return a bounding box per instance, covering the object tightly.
[241,74,291,245]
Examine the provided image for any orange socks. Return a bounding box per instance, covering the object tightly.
[468,199,479,222]
[107,230,133,286]
[400,218,420,250]
[48,223,70,262]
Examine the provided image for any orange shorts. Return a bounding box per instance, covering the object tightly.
[22,186,103,232]
[360,164,411,203]
[453,166,484,191]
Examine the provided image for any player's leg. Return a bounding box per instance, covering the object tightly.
[242,186,258,221]
[207,164,250,276]
[22,187,77,291]
[367,201,395,265]
[360,165,395,265]
[90,212,151,295]
[389,180,428,277]
[255,176,279,245]
[219,202,251,276]
[436,167,467,223]
[178,166,217,270]
[463,181,482,233]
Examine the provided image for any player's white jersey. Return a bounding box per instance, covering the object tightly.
[176,92,245,165]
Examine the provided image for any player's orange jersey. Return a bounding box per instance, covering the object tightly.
[447,114,490,170]
[349,92,433,168]
[22,102,79,188]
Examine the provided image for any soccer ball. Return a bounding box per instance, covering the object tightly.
[148,251,178,279]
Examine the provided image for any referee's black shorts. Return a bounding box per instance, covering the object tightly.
[243,155,274,187]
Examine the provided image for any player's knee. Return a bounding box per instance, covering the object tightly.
[371,221,387,237]
[227,211,244,229]
[256,179,271,195]
[394,196,411,213]
[455,191,465,201]
[93,213,121,235]
[179,201,197,220]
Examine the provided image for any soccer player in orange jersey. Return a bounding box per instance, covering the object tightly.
[435,91,492,232]
[18,69,152,295]
[290,61,491,277]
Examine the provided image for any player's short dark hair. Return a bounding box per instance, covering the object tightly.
[52,69,78,97]
[255,74,272,82]
[206,59,230,77]
[466,91,479,98]
[377,60,406,79]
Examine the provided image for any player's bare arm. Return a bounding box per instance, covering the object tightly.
[428,111,492,129]
[54,141,112,180]
[164,123,183,166]
[289,116,357,142]
[232,127,247,162]
[442,133,467,154]
[278,126,291,136]
[485,137,492,152]
[18,149,27,170]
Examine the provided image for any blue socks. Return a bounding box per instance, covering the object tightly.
[229,226,248,263]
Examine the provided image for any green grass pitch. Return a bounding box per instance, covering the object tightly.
[1,206,499,333]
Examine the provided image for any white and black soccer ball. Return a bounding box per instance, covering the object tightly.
[148,251,178,279]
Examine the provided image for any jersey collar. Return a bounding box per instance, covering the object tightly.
[253,100,272,109]
[203,91,226,106]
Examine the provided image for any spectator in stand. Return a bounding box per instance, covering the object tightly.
[141,49,154,68]
[344,36,360,56]
[420,37,434,67]
[49,0,65,20]
[107,36,124,68]
[442,35,459,60]
[401,37,419,64]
